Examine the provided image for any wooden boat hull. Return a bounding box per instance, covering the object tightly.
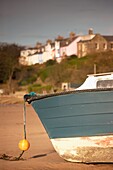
[51,135,113,163]
[27,89,113,163]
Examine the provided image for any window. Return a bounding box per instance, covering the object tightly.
[111,43,113,49]
[97,80,113,88]
[103,43,107,49]
[42,48,44,52]
[82,44,85,51]
[95,43,99,49]
[38,49,40,52]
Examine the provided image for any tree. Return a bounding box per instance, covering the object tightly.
[0,43,23,93]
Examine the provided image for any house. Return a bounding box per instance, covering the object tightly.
[59,36,81,58]
[19,47,44,65]
[43,42,55,62]
[20,48,38,58]
[19,29,113,65]
[20,42,56,65]
[19,51,43,65]
[59,29,102,59]
[77,30,108,57]
[103,36,113,51]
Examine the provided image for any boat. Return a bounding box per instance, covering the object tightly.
[24,72,113,163]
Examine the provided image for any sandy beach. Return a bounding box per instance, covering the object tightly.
[0,99,113,169]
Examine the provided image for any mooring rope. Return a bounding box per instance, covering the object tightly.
[0,151,25,161]
[0,101,27,161]
[23,101,27,139]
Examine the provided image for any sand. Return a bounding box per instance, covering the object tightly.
[0,100,113,169]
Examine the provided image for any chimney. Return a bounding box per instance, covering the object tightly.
[88,28,93,35]
[69,32,76,39]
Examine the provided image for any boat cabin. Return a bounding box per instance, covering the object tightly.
[77,72,113,90]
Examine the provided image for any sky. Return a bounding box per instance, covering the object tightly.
[0,0,113,46]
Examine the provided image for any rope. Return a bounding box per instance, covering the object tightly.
[23,101,27,139]
[0,101,27,161]
[0,151,25,161]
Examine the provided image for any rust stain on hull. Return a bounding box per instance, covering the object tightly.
[51,135,113,163]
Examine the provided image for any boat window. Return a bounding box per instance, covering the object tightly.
[97,80,113,88]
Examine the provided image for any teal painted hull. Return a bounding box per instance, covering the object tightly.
[30,89,113,139]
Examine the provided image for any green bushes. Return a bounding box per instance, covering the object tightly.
[19,75,37,86]
[28,84,53,93]
[45,59,57,66]
[39,66,54,82]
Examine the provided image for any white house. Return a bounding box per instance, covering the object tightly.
[19,52,43,65]
[20,47,44,65]
[20,48,38,57]
[42,43,55,62]
[60,32,96,58]
[20,29,107,65]
[60,36,81,57]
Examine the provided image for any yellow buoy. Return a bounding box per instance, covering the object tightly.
[18,139,30,151]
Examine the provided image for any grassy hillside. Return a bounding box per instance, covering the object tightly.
[1,51,113,94]
[26,51,113,93]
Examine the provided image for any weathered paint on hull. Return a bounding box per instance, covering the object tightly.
[51,135,113,163]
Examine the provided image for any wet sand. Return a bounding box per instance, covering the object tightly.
[0,103,113,170]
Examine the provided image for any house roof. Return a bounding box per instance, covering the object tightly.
[103,36,113,42]
[59,36,79,47]
[28,51,43,56]
[81,34,95,41]
[78,34,96,43]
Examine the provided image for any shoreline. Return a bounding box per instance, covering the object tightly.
[0,93,24,104]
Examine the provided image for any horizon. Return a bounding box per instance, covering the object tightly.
[1,0,113,46]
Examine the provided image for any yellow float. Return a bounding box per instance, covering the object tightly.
[18,139,30,151]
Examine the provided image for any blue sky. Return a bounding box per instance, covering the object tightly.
[0,0,113,46]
